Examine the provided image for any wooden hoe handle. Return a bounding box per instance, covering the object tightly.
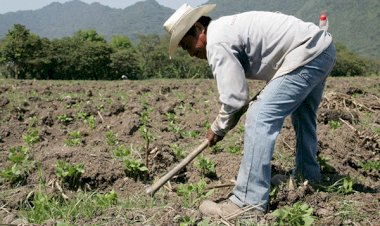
[145,139,209,196]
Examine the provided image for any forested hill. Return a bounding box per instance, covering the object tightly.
[0,0,173,42]
[0,0,379,58]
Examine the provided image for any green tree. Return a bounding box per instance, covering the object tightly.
[1,24,43,79]
[74,29,106,43]
[331,43,369,77]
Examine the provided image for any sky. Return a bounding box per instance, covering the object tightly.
[0,0,209,14]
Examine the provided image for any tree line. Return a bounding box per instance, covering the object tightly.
[0,24,378,80]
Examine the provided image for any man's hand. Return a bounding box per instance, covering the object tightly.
[207,128,224,147]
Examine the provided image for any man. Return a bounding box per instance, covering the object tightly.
[163,3,336,220]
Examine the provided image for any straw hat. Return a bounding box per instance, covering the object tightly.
[163,3,216,57]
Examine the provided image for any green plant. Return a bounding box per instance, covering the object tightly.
[64,131,83,147]
[27,116,39,127]
[84,115,96,129]
[317,155,335,173]
[112,145,131,158]
[23,128,41,145]
[194,155,216,176]
[57,114,73,125]
[210,143,223,154]
[55,160,85,189]
[227,145,241,155]
[94,190,118,207]
[322,177,355,194]
[176,179,214,208]
[328,120,341,130]
[178,216,197,226]
[359,160,380,172]
[0,146,35,185]
[171,144,186,160]
[272,202,315,226]
[123,158,148,180]
[22,190,118,224]
[106,130,118,146]
[335,200,364,223]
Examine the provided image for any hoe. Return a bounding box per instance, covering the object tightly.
[146,88,263,196]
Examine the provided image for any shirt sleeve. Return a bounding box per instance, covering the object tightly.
[207,42,249,136]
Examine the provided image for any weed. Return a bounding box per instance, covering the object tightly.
[210,143,223,154]
[317,155,335,173]
[171,143,186,160]
[336,200,364,223]
[202,121,211,132]
[0,146,35,185]
[27,116,39,127]
[23,128,41,145]
[22,190,118,224]
[328,120,341,130]
[55,160,85,189]
[359,160,380,172]
[272,202,315,226]
[106,130,118,146]
[95,190,118,206]
[178,216,197,226]
[181,130,200,138]
[194,155,216,177]
[176,179,214,208]
[227,145,241,155]
[64,131,83,147]
[321,177,355,194]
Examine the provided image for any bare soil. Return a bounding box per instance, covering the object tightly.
[0,77,379,225]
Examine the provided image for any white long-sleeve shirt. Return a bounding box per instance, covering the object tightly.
[207,11,333,136]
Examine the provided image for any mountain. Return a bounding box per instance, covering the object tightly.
[0,0,379,58]
[0,0,174,41]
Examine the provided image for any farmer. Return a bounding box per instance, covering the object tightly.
[163,3,336,219]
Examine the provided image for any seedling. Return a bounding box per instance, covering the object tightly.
[328,120,341,130]
[64,131,83,147]
[0,146,35,185]
[23,128,41,145]
[176,179,214,208]
[55,160,85,189]
[210,143,223,154]
[272,202,315,226]
[84,115,96,129]
[123,158,148,180]
[57,114,73,125]
[171,144,186,160]
[139,107,154,174]
[106,130,118,146]
[194,155,216,177]
[227,145,241,155]
[112,145,131,158]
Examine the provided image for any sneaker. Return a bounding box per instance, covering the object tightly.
[199,199,263,221]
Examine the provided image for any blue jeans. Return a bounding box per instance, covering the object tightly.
[230,43,336,211]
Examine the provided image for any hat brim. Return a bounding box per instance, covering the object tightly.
[168,4,216,57]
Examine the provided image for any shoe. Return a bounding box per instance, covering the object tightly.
[199,199,263,221]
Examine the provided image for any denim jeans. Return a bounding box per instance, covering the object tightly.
[230,43,336,211]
